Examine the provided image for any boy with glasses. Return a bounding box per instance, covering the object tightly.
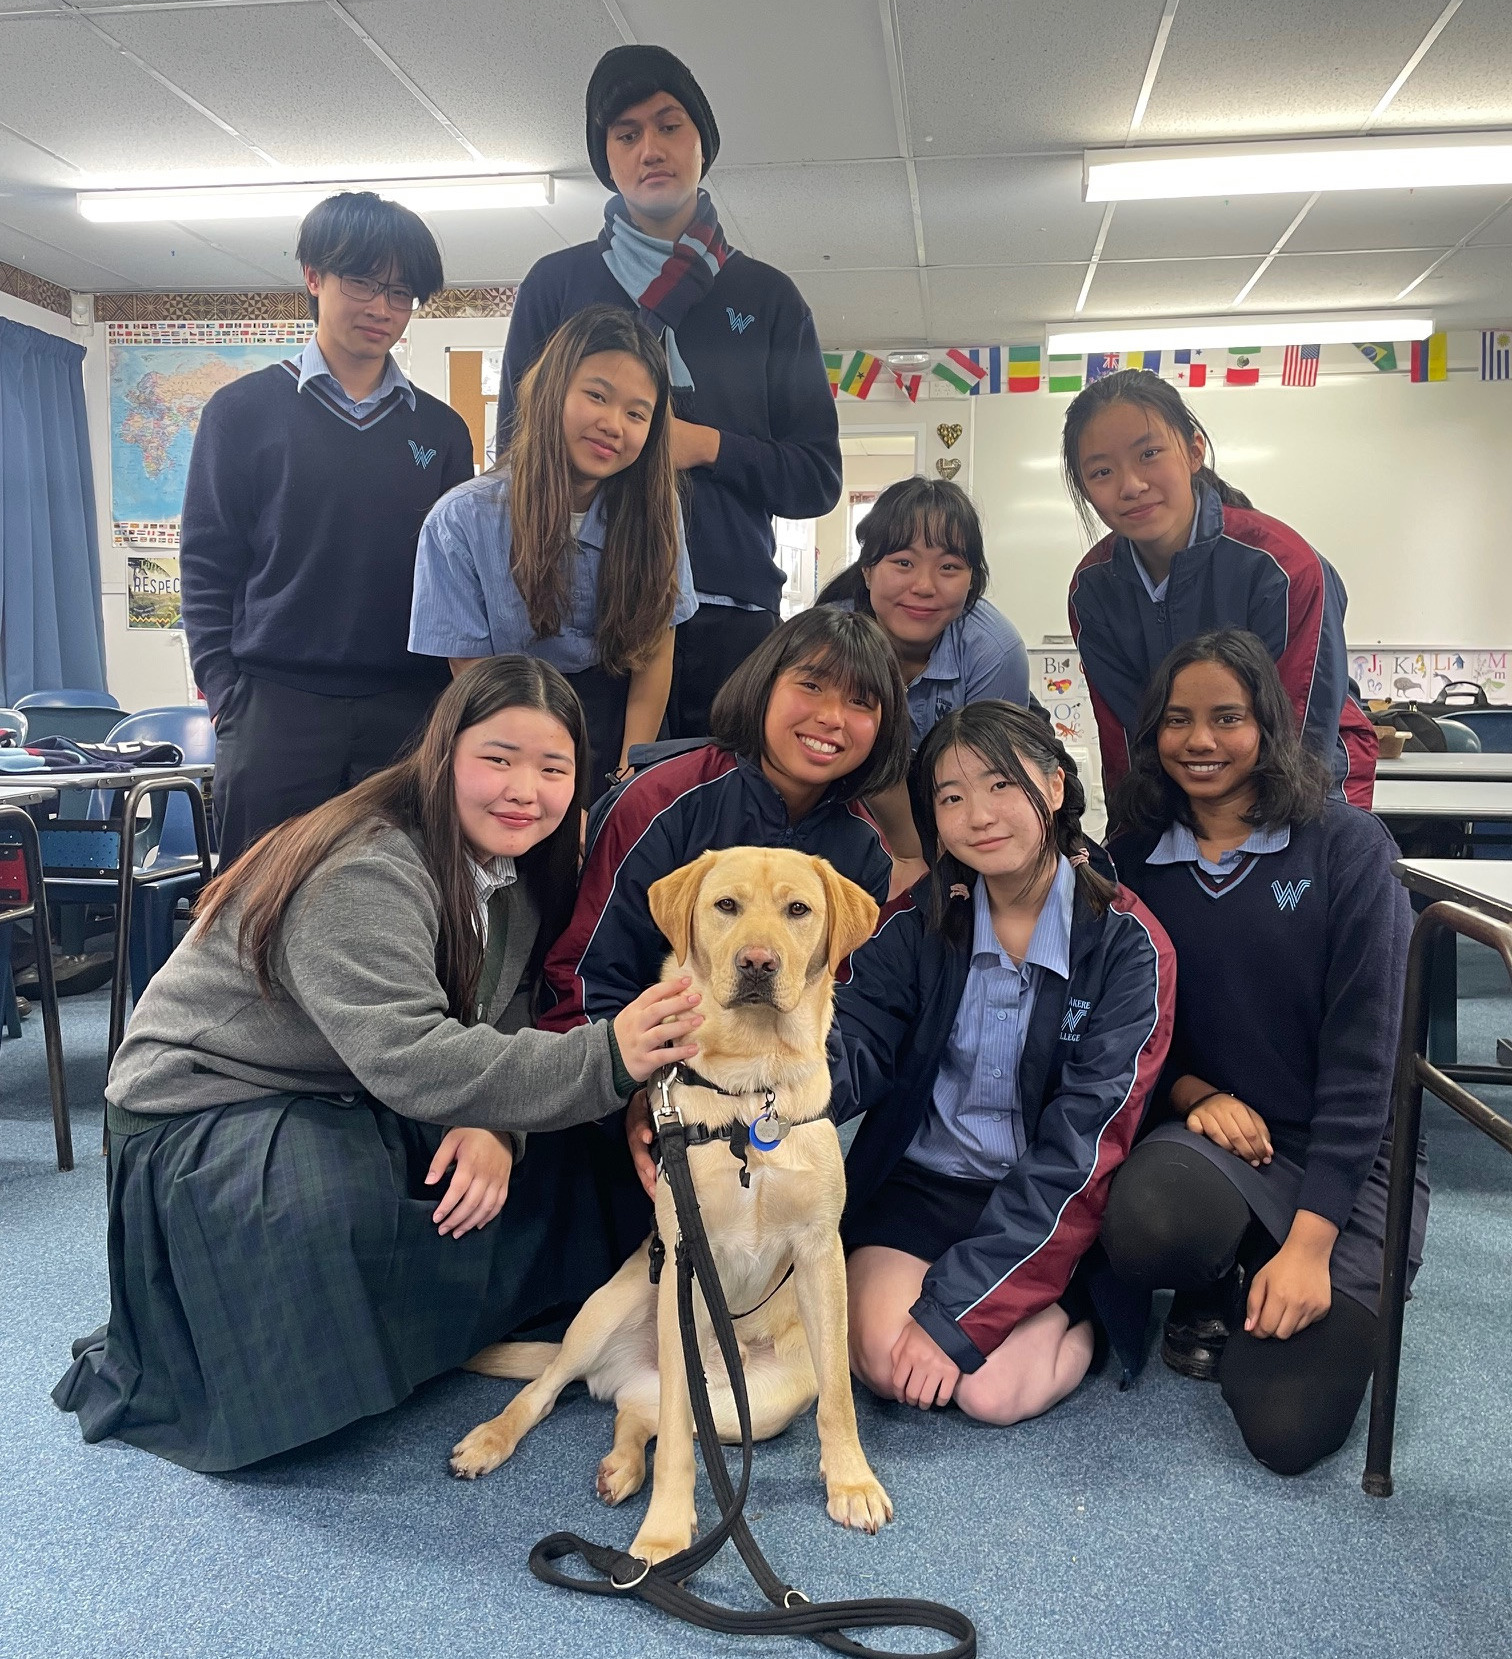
[181,191,473,864]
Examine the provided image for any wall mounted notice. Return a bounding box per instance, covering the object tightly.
[126,556,182,629]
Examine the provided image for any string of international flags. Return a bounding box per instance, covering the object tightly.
[822,329,1511,400]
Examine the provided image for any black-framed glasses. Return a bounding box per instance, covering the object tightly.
[338,274,420,312]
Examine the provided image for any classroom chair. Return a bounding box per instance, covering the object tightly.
[14,689,121,710]
[1434,719,1483,752]
[1443,707,1512,753]
[0,709,27,745]
[1433,715,1512,859]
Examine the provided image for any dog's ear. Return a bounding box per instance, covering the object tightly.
[810,857,880,975]
[648,851,719,966]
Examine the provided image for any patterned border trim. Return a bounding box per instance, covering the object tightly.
[106,319,312,345]
[93,284,516,322]
[0,258,71,318]
[114,521,181,547]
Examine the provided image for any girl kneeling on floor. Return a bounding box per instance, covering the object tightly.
[1101,628,1424,1476]
[832,701,1174,1422]
[54,656,703,1473]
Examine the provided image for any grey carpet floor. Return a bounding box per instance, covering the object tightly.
[2,949,1509,1659]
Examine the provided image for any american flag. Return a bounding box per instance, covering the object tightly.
[1281,343,1320,387]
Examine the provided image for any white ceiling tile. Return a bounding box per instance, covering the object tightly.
[1372,7,1512,130]
[896,0,1158,152]
[1409,245,1512,323]
[414,210,570,285]
[344,0,624,170]
[536,174,614,247]
[619,0,897,163]
[1083,258,1260,317]
[1243,249,1441,309]
[712,163,916,270]
[0,14,257,175]
[0,212,138,290]
[1101,195,1311,261]
[926,266,1085,342]
[105,5,469,172]
[1288,187,1512,254]
[1135,0,1450,140]
[1470,205,1512,249]
[800,268,926,347]
[917,156,1103,266]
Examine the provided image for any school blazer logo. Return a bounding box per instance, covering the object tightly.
[1272,878,1312,912]
[408,439,437,469]
[1060,998,1092,1042]
[726,306,755,334]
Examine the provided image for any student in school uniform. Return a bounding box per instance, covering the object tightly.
[831,701,1174,1419]
[410,306,696,801]
[181,191,474,867]
[500,43,841,739]
[1063,369,1377,815]
[1100,629,1425,1476]
[538,605,909,1037]
[54,658,705,1473]
[817,475,1031,888]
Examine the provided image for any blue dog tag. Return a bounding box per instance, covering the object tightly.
[748,1107,785,1152]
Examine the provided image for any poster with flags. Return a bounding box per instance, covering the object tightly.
[1281,343,1320,387]
[1170,349,1206,388]
[932,348,989,394]
[1048,354,1085,394]
[1355,341,1398,372]
[1481,330,1511,381]
[1410,334,1449,382]
[1226,347,1260,386]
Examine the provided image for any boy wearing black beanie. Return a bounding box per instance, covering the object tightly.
[500,45,841,740]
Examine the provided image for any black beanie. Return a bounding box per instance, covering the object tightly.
[585,45,719,191]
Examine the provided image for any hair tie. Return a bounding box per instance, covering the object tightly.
[1067,850,1091,869]
[948,883,971,900]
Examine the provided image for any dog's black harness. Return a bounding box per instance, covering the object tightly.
[527,1073,977,1658]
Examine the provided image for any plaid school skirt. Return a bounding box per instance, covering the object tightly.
[53,1094,649,1472]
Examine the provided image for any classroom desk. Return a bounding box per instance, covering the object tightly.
[1377,753,1512,782]
[1370,777,1512,817]
[0,784,70,1169]
[1365,858,1512,1497]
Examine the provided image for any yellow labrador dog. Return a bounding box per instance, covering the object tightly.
[449,846,891,1564]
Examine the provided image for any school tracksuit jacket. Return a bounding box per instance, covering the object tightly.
[1068,488,1378,809]
[538,743,892,1031]
[829,879,1175,1380]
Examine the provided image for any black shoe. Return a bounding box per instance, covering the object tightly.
[1161,1266,1246,1381]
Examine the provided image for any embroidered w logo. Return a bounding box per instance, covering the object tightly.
[408,439,437,469]
[726,307,755,334]
[1272,879,1312,912]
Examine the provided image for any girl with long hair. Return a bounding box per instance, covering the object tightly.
[831,701,1173,1421]
[1063,369,1376,814]
[817,476,1030,888]
[55,657,703,1473]
[410,305,696,800]
[1101,629,1424,1476]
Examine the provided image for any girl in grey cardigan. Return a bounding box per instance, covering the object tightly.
[55,656,702,1472]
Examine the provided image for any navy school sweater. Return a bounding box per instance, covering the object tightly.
[1109,802,1411,1230]
[830,878,1175,1379]
[500,243,841,613]
[180,362,474,717]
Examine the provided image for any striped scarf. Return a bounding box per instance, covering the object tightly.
[597,189,731,389]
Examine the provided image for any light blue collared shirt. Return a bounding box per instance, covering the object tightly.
[908,856,1076,1182]
[408,471,697,674]
[296,336,415,423]
[1131,487,1207,603]
[1147,821,1292,886]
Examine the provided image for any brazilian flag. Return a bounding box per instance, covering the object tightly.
[1355,341,1399,372]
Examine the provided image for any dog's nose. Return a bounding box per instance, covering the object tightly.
[736,946,780,978]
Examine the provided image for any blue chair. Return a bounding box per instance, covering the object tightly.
[0,709,27,746]
[1435,719,1483,752]
[105,707,216,997]
[1443,707,1512,753]
[15,688,120,710]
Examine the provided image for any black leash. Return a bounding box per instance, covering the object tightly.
[528,1086,977,1657]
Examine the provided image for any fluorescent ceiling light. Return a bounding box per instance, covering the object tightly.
[1047,313,1435,353]
[78,174,552,223]
[1085,131,1512,201]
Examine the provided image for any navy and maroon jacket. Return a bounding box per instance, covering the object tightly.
[830,876,1175,1381]
[1068,488,1377,810]
[539,744,891,1032]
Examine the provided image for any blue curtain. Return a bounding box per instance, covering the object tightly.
[0,316,107,703]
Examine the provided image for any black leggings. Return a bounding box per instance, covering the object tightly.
[1102,1139,1377,1477]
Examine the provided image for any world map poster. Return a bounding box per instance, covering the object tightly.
[108,320,310,546]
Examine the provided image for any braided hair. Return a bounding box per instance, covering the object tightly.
[911,700,1117,945]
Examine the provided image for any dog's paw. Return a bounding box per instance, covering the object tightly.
[825,1474,894,1534]
[449,1422,519,1480]
[596,1446,647,1506]
[629,1511,695,1565]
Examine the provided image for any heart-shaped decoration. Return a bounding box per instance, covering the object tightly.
[937,422,963,450]
[936,457,961,481]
